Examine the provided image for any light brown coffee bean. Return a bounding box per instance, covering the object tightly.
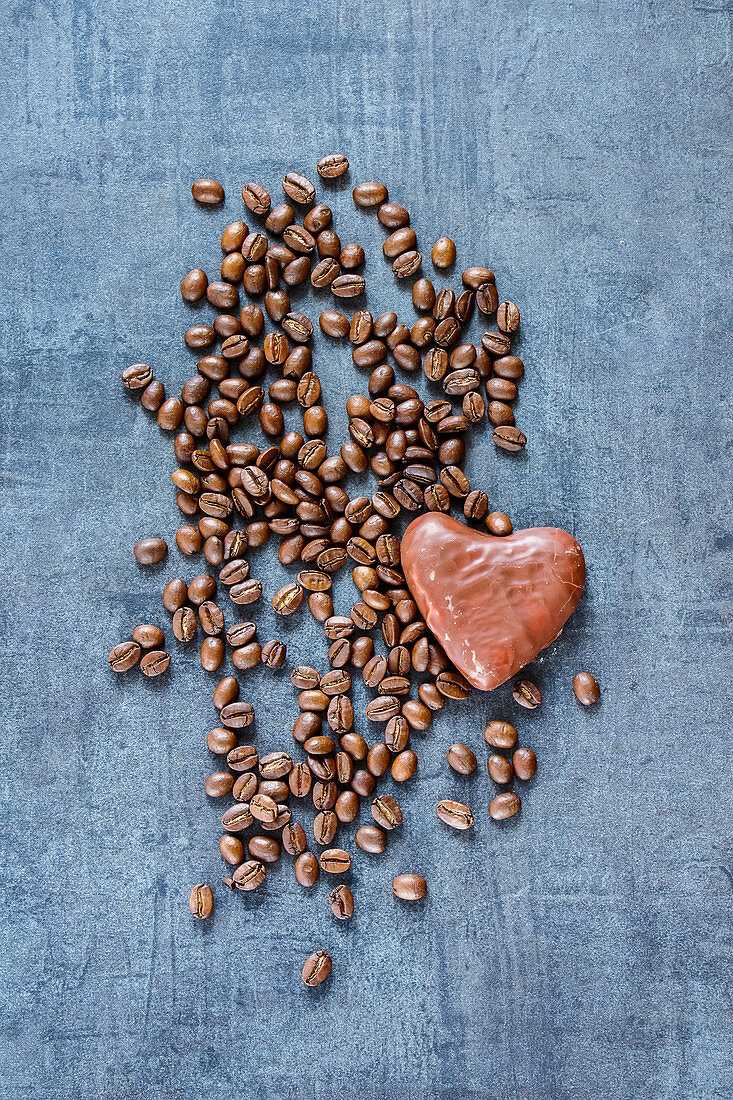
[484,720,518,749]
[107,640,141,672]
[392,874,427,901]
[446,743,477,775]
[302,950,332,986]
[513,747,537,780]
[192,178,224,204]
[573,672,601,705]
[189,883,214,918]
[436,799,474,830]
[489,792,521,820]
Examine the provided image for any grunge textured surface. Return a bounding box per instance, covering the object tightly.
[0,1,731,1098]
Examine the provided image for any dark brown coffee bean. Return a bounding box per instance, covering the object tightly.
[302,949,332,986]
[107,640,141,672]
[489,792,521,820]
[431,236,456,268]
[171,606,196,643]
[212,675,239,711]
[192,178,224,204]
[283,256,312,286]
[181,269,208,302]
[189,883,214,918]
[141,380,166,411]
[573,672,601,705]
[383,227,417,258]
[249,792,278,824]
[353,824,385,854]
[391,749,417,782]
[272,582,304,616]
[436,799,474,830]
[282,225,316,254]
[483,721,518,750]
[488,400,515,427]
[316,228,341,258]
[332,274,365,298]
[258,639,285,669]
[513,679,542,709]
[283,171,315,205]
[281,822,308,856]
[198,601,224,636]
[474,280,498,315]
[513,747,537,781]
[220,701,255,730]
[311,257,341,287]
[294,851,320,887]
[435,317,461,348]
[412,277,436,311]
[486,511,513,536]
[393,874,427,901]
[259,751,292,780]
[206,280,239,309]
[482,330,512,357]
[131,624,164,651]
[423,483,450,512]
[204,770,235,798]
[317,153,349,178]
[464,490,489,521]
[463,391,485,422]
[353,181,388,206]
[241,182,270,215]
[493,425,527,452]
[423,347,448,382]
[392,250,422,278]
[446,743,477,775]
[338,244,364,270]
[133,537,167,565]
[291,665,320,690]
[184,325,216,351]
[248,835,281,864]
[439,466,470,498]
[328,883,354,920]
[320,309,350,337]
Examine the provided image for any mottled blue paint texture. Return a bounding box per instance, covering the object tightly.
[0,1,730,1097]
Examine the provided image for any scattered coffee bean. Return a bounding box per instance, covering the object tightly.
[191,178,224,204]
[489,792,521,820]
[189,883,214,918]
[108,640,141,672]
[446,743,477,775]
[573,672,601,705]
[392,874,427,900]
[487,754,513,784]
[513,679,542,709]
[317,153,349,179]
[133,538,167,565]
[436,799,474,830]
[328,884,354,919]
[513,747,537,780]
[302,950,332,986]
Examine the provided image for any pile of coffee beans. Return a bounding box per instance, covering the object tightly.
[112,158,598,987]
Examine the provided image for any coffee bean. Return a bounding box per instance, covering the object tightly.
[219,835,245,864]
[497,301,520,333]
[383,227,417,258]
[232,859,266,891]
[227,745,257,773]
[487,754,513,784]
[489,792,521,820]
[464,490,489,521]
[132,624,164,650]
[108,640,141,672]
[141,381,165,411]
[189,883,214,918]
[392,250,422,278]
[371,794,402,830]
[513,679,542,709]
[260,751,293,779]
[328,883,354,919]
[181,269,208,302]
[431,237,456,268]
[133,537,167,565]
[204,771,235,798]
[423,483,450,512]
[272,582,304,616]
[332,274,365,298]
[493,425,527,452]
[249,793,278,824]
[513,747,537,780]
[320,310,350,338]
[261,639,286,668]
[492,354,524,380]
[354,825,386,854]
[446,743,477,775]
[317,153,349,178]
[192,178,224,204]
[439,466,470,498]
[486,511,513,536]
[302,950,332,986]
[392,874,427,901]
[319,848,350,873]
[122,362,153,392]
[412,277,436,311]
[230,579,263,605]
[573,672,601,705]
[481,330,512,357]
[353,181,388,207]
[436,670,472,700]
[391,749,417,782]
[241,182,271,215]
[340,244,365,270]
[482,721,517,750]
[140,650,170,677]
[313,810,338,845]
[294,851,320,887]
[488,400,515,427]
[311,258,341,287]
[221,803,253,832]
[283,171,315,205]
[220,701,255,729]
[248,836,281,864]
[436,799,474,830]
[282,822,308,856]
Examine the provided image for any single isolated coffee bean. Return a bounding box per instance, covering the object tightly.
[392,874,427,901]
[573,672,601,705]
[317,153,349,179]
[446,743,477,775]
[328,884,354,920]
[188,883,214,918]
[302,950,332,987]
[489,792,521,820]
[133,538,167,565]
[191,178,224,204]
[436,799,474,830]
[431,237,456,268]
[484,720,518,749]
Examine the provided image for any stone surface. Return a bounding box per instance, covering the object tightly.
[402,515,585,690]
[0,2,730,1099]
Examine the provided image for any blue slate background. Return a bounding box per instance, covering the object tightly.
[0,1,730,1097]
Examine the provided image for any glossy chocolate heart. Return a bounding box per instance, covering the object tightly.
[401,514,585,691]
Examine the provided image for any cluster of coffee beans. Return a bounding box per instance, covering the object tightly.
[114,156,557,987]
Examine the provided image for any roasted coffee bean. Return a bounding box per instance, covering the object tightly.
[108,640,141,672]
[199,601,224,636]
[492,354,524,380]
[383,227,417,258]
[332,274,365,298]
[230,579,263,606]
[133,537,167,565]
[316,228,341,258]
[227,744,258,773]
[184,325,215,350]
[206,279,239,309]
[281,822,308,857]
[327,694,353,734]
[573,672,601,705]
[431,236,456,268]
[489,792,521,820]
[455,289,475,324]
[423,347,449,382]
[423,483,450,512]
[226,621,257,648]
[283,171,316,205]
[371,794,402,830]
[172,606,197,642]
[392,250,422,278]
[232,859,266,891]
[350,768,376,797]
[163,578,188,614]
[353,181,388,207]
[319,848,350,873]
[219,835,245,865]
[189,883,214,918]
[264,203,293,234]
[488,754,514,784]
[212,675,239,710]
[309,592,335,621]
[446,743,477,775]
[283,256,312,285]
[299,689,329,712]
[260,639,286,668]
[482,330,512,357]
[488,400,515,427]
[294,851,320,887]
[313,810,338,845]
[204,771,235,798]
[393,874,427,901]
[241,182,271,215]
[221,803,254,832]
[355,824,386,854]
[272,582,304,616]
[476,281,499,315]
[493,425,526,452]
[513,747,537,781]
[288,763,313,799]
[334,789,358,823]
[132,624,165,650]
[141,380,165,411]
[435,317,461,347]
[444,368,479,396]
[412,277,436,311]
[291,665,320,690]
[302,949,332,986]
[391,749,417,782]
[328,883,354,920]
[463,391,485,422]
[192,178,224,204]
[122,362,153,391]
[483,720,518,750]
[497,300,520,333]
[440,466,470,498]
[312,780,337,811]
[320,310,350,337]
[365,742,390,778]
[249,792,278,824]
[318,153,349,179]
[181,268,208,302]
[486,511,513,536]
[513,679,542,709]
[283,311,314,344]
[340,243,365,270]
[464,489,489,520]
[220,701,255,729]
[259,751,292,779]
[436,670,472,700]
[139,646,169,673]
[248,835,281,864]
[436,799,474,830]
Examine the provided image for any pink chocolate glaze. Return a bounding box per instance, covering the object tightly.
[401,513,586,691]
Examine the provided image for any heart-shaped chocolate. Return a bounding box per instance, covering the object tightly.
[401,514,585,691]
